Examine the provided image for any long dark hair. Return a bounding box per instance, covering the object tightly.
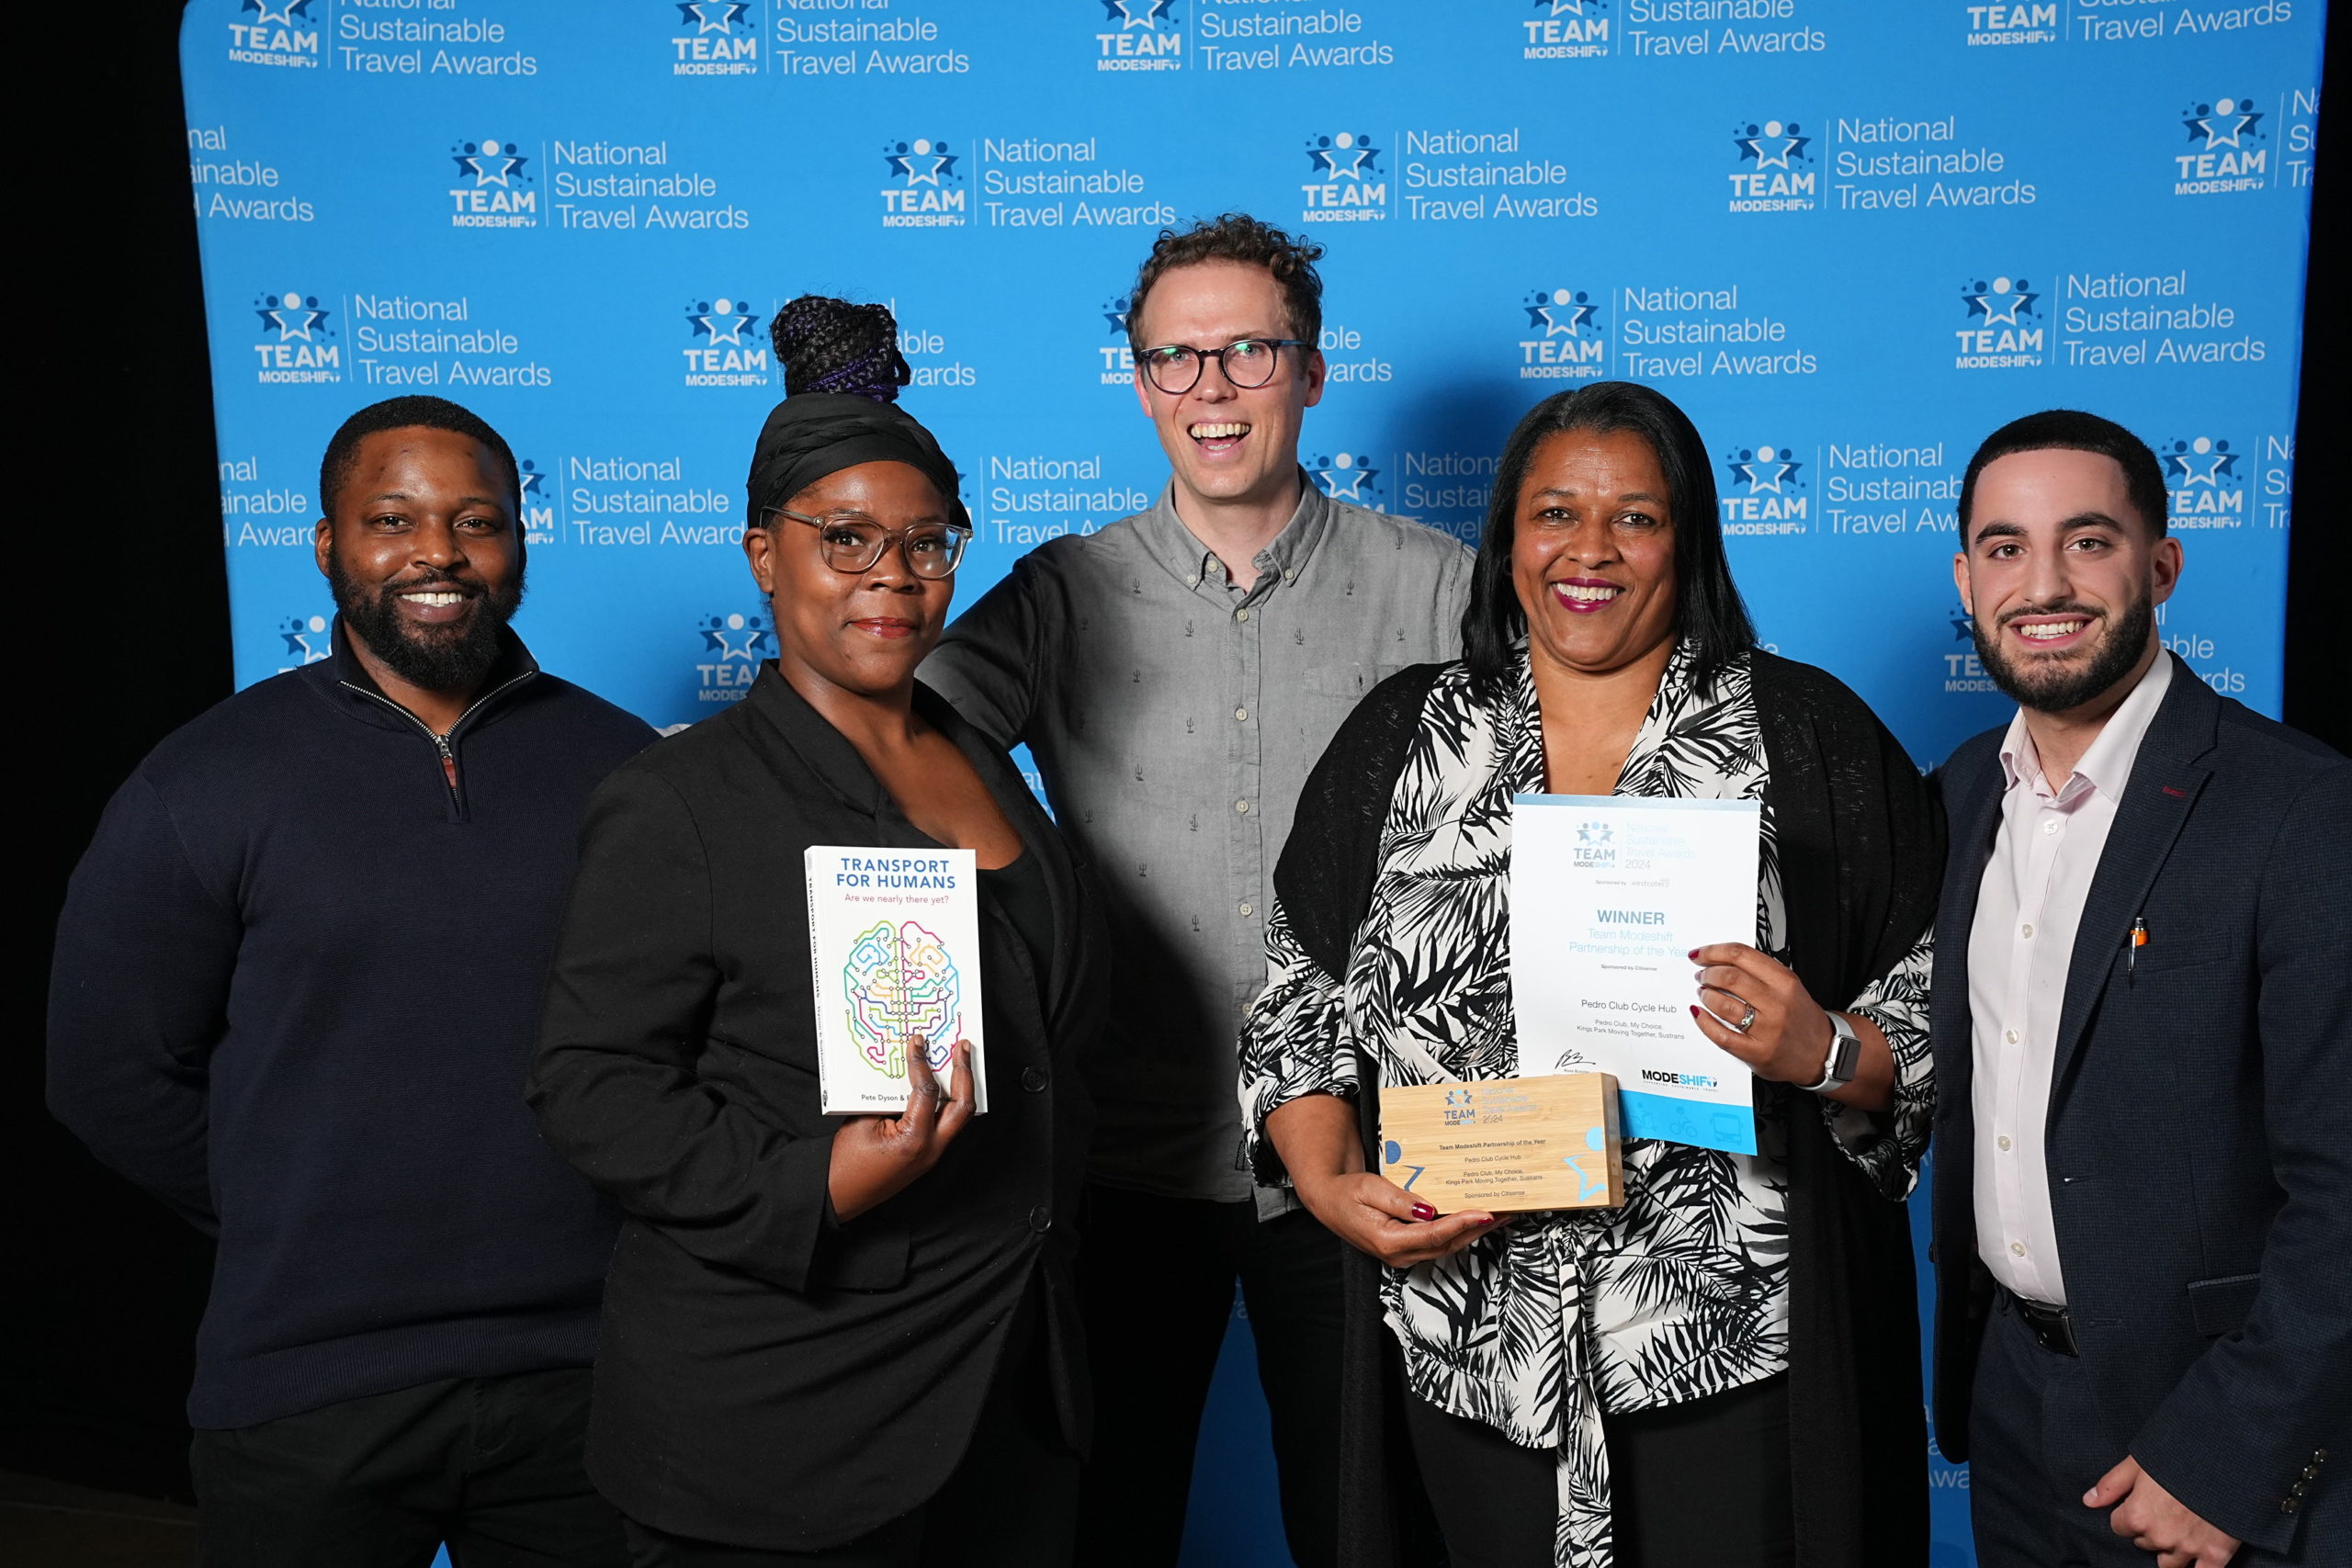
[1463,381,1755,701]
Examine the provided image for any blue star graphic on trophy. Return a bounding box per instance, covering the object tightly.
[257,289,329,341]
[677,1,750,31]
[885,140,958,186]
[454,139,527,186]
[1726,446,1801,495]
[1735,119,1809,170]
[687,296,757,346]
[1102,0,1177,24]
[1312,454,1380,503]
[1306,133,1379,179]
[243,0,315,24]
[2183,96,2263,151]
[2162,438,2239,487]
[1963,276,2037,326]
[1526,288,1599,337]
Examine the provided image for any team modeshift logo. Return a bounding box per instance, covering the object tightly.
[1573,820,1615,868]
[278,613,332,671]
[2161,436,2247,528]
[1728,118,1815,212]
[2175,95,2268,196]
[879,138,967,227]
[1523,0,1610,61]
[695,610,775,703]
[1720,444,1807,534]
[1300,133,1385,224]
[254,287,340,384]
[519,460,555,544]
[683,295,770,387]
[227,0,322,69]
[1962,3,2057,46]
[1099,295,1136,386]
[1519,288,1606,381]
[1308,452,1385,511]
[449,137,537,228]
[1095,1,1182,72]
[1953,273,2042,369]
[673,2,759,75]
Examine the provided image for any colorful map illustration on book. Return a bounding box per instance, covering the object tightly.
[841,919,963,1079]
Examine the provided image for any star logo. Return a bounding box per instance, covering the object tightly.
[1962,276,2037,326]
[1725,446,1801,495]
[2182,96,2263,151]
[1535,0,1600,14]
[453,138,527,186]
[1444,1088,1472,1107]
[686,296,758,345]
[1103,295,1132,336]
[256,288,329,341]
[1577,822,1612,846]
[242,0,315,24]
[2161,437,2239,487]
[1734,119,1810,171]
[884,138,959,186]
[1951,604,1974,642]
[1310,453,1381,503]
[676,1,750,31]
[1102,0,1177,23]
[278,613,330,663]
[518,460,547,502]
[1306,132,1379,179]
[1524,288,1600,337]
[700,612,775,661]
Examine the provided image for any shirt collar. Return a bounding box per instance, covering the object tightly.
[1134,469,1334,592]
[1997,650,2174,803]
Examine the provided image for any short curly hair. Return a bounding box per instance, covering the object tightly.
[1125,213,1325,356]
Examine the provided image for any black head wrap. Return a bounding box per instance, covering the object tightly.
[744,392,967,530]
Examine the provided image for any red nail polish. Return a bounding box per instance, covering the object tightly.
[1687,949,1700,961]
[1690,1005,1703,1020]
[1476,1216,1496,1226]
[1411,1201,1437,1221]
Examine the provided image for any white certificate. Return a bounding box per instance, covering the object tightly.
[1509,794,1762,1155]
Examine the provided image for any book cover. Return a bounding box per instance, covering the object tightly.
[804,846,989,1115]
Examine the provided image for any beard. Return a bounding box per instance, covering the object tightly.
[328,558,525,694]
[1973,588,2154,715]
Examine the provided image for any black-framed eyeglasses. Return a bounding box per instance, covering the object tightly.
[768,508,972,580]
[1136,337,1308,395]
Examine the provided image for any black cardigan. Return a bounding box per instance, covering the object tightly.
[527,665,1109,1551]
[1274,650,1944,1568]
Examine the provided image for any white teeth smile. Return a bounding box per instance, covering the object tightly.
[2017,619,2086,641]
[401,592,466,607]
[1556,583,1621,603]
[1189,422,1250,440]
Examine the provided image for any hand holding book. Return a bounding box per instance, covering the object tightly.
[827,1033,977,1223]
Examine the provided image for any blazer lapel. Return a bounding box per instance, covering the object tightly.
[2048,662,2220,1091]
[1931,741,2007,1110]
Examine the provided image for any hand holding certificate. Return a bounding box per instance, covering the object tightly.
[1510,794,1764,1154]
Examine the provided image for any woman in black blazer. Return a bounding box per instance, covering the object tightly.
[528,298,1108,1566]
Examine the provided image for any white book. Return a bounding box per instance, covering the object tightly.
[804,846,989,1115]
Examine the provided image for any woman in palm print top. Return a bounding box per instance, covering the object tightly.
[1240,382,1942,1568]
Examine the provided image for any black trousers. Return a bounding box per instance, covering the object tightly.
[623,1280,1080,1568]
[190,1367,628,1568]
[1403,1373,1795,1568]
[1071,1184,1345,1568]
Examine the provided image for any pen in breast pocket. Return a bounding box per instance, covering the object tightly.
[2129,918,2148,981]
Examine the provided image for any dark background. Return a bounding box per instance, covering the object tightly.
[10,0,2342,1505]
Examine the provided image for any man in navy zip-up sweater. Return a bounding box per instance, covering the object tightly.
[49,397,651,1566]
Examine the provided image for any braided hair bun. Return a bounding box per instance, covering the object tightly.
[770,295,911,403]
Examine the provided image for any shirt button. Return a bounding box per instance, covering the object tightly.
[2021,923,2034,938]
[1283,569,1296,581]
[2042,819,2060,836]
[2010,1240,2027,1257]
[1235,608,1250,622]
[2005,1028,2019,1044]
[1235,799,1250,815]
[1997,1135,2012,1152]
[1235,706,1249,722]
[1238,901,1253,916]
[1028,1205,1053,1234]
[1021,1066,1047,1093]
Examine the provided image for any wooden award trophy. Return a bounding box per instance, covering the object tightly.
[1378,1074,1625,1213]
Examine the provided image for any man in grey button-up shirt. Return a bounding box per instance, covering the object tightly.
[922,215,1471,1568]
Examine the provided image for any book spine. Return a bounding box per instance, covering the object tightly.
[805,851,835,1114]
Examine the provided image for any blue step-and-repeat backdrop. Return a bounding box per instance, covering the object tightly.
[183,4,2324,1563]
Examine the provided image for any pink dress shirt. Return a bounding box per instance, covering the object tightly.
[1970,653,2173,1305]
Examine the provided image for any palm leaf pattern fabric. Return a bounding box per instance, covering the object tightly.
[1240,646,1933,1567]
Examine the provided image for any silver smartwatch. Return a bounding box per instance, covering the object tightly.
[1807,1012,1860,1095]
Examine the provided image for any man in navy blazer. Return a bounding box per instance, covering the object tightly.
[1928,410,2347,1567]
